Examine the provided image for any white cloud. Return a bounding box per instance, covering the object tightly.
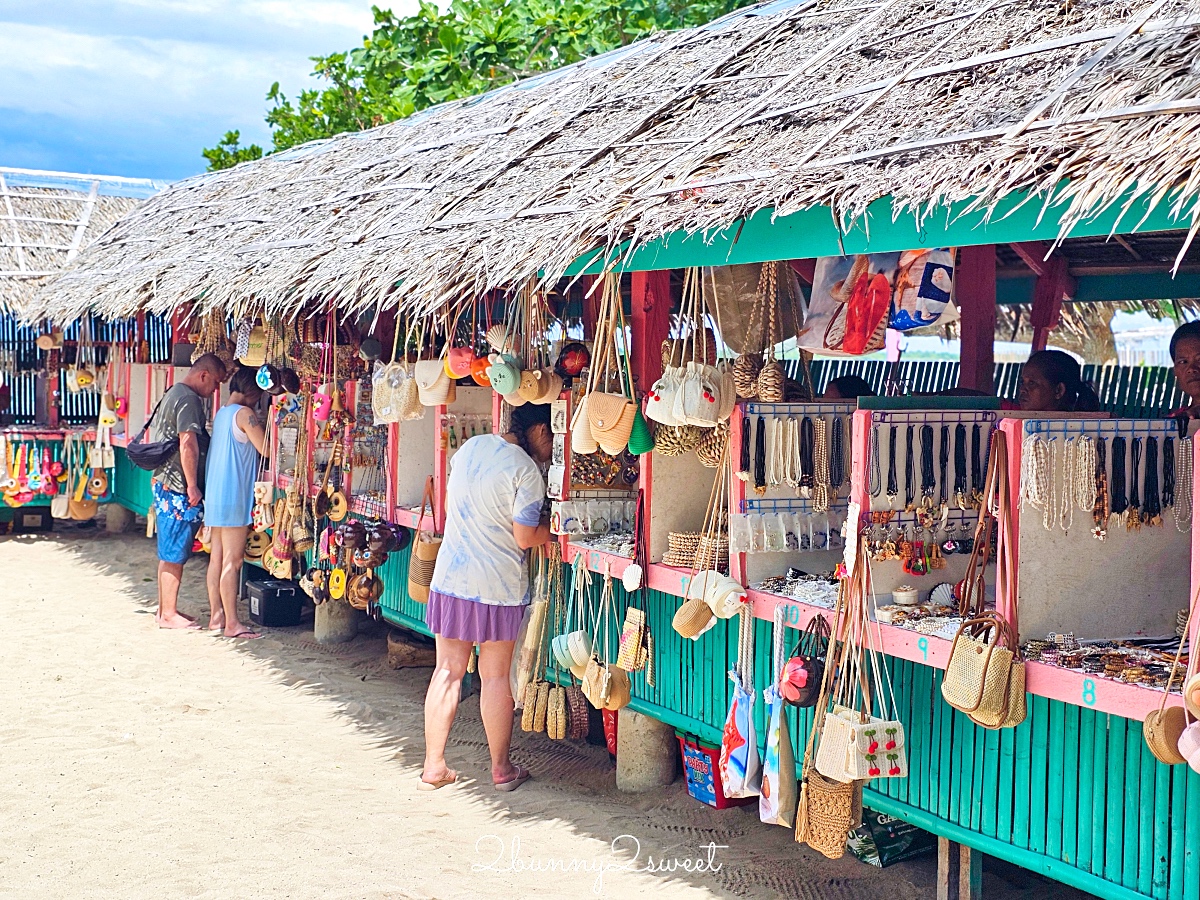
[0,0,411,178]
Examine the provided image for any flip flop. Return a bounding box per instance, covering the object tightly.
[225,630,263,640]
[417,771,458,791]
[494,766,531,792]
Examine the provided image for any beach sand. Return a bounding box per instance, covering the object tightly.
[0,525,1089,899]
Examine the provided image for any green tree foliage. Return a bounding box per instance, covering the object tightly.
[201,131,264,171]
[203,0,751,170]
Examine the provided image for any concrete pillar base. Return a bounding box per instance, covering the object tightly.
[616,708,677,793]
[105,504,136,534]
[314,599,362,644]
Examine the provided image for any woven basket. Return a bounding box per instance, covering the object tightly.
[757,359,786,402]
[695,422,728,468]
[1143,707,1187,765]
[654,423,704,457]
[732,353,762,398]
[547,685,568,740]
[521,681,539,731]
[565,685,590,740]
[797,771,863,860]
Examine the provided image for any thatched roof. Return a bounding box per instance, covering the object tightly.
[36,0,1200,324]
[1,167,164,315]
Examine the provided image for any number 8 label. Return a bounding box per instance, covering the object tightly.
[1082,679,1097,707]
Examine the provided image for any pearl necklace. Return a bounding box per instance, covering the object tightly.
[1059,437,1074,534]
[1073,434,1098,511]
[767,417,785,487]
[1019,434,1051,518]
[784,417,801,489]
[813,417,830,513]
[1175,436,1193,531]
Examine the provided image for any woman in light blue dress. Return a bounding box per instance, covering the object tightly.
[204,367,267,638]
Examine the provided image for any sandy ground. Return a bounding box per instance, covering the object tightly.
[0,523,1094,900]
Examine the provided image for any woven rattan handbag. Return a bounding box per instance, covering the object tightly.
[796,569,863,858]
[1145,585,1197,765]
[406,478,441,603]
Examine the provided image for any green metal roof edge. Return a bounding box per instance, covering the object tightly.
[565,186,1194,276]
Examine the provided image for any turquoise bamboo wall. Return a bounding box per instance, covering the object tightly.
[111,447,154,516]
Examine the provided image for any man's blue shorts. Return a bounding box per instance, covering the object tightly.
[152,482,202,565]
[157,513,199,565]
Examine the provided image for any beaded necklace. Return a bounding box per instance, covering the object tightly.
[904,424,915,511]
[886,425,898,507]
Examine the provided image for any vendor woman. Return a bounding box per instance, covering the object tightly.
[1018,350,1100,413]
[1170,320,1200,418]
[420,403,552,793]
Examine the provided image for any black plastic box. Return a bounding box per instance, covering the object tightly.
[246,578,301,627]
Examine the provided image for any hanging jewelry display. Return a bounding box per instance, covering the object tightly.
[970,423,984,507]
[937,424,949,511]
[1110,436,1129,522]
[812,417,830,513]
[868,423,882,499]
[798,416,814,498]
[784,417,801,490]
[1142,436,1162,527]
[903,425,915,511]
[753,415,767,494]
[886,425,898,508]
[1019,433,1052,530]
[767,417,785,488]
[1128,437,1143,531]
[953,423,968,509]
[1073,435,1097,514]
[919,424,935,508]
[1058,437,1075,535]
[1092,437,1109,540]
[829,417,846,499]
[1173,430,1192,531]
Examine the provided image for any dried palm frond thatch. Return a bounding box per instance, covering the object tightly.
[33,0,1200,325]
[1,168,161,315]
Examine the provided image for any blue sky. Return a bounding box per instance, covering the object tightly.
[0,1,413,183]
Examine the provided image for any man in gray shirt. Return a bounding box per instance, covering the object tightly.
[151,353,225,628]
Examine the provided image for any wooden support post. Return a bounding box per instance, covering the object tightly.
[1029,256,1074,352]
[629,270,673,396]
[937,837,983,900]
[956,245,997,393]
[1009,241,1076,352]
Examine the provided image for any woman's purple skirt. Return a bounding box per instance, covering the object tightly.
[425,590,525,643]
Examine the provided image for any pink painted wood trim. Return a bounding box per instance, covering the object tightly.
[729,403,747,586]
[1192,436,1200,653]
[393,507,423,530]
[434,403,448,532]
[849,409,873,518]
[384,422,398,520]
[748,589,955,670]
[997,419,1025,629]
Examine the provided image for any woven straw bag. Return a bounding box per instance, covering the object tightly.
[571,394,599,455]
[1145,587,1196,765]
[941,614,1015,716]
[587,391,636,455]
[565,685,590,739]
[795,770,863,859]
[521,681,539,732]
[672,597,714,639]
[414,359,456,406]
[406,479,441,603]
[546,685,568,740]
